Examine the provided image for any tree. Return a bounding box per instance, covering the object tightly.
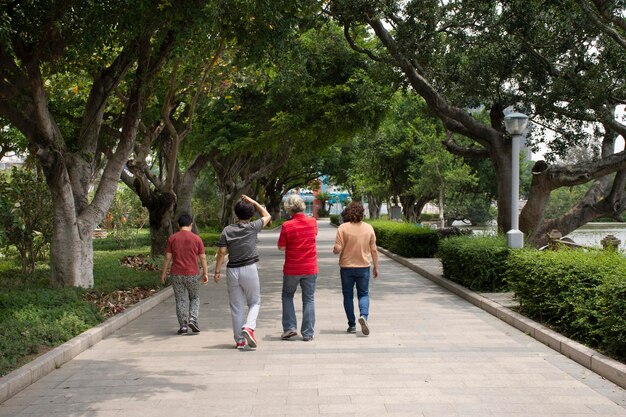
[0,1,220,286]
[121,40,223,255]
[328,0,626,246]
[197,22,391,226]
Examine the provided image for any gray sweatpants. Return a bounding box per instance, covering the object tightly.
[227,263,261,342]
[169,274,201,326]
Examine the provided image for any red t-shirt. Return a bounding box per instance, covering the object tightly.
[278,213,318,275]
[165,230,205,275]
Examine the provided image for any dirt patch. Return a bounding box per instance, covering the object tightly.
[120,254,159,271]
[84,287,158,317]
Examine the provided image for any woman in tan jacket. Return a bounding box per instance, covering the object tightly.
[333,202,379,335]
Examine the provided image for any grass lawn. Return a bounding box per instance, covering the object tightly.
[0,228,219,377]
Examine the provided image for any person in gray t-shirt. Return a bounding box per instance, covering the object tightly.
[214,195,271,349]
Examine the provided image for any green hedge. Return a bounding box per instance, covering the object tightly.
[368,220,439,258]
[437,235,510,291]
[0,288,101,374]
[330,215,340,226]
[507,249,626,359]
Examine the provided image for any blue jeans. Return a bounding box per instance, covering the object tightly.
[282,274,317,339]
[340,267,370,327]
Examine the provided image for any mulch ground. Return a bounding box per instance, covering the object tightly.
[84,254,160,317]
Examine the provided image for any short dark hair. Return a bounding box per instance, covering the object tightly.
[234,201,255,220]
[343,202,364,223]
[178,214,193,227]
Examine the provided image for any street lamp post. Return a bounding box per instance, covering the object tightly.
[503,112,529,249]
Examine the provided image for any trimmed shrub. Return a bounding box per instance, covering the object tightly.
[0,288,101,375]
[330,215,340,226]
[437,235,510,291]
[368,220,439,258]
[507,249,626,359]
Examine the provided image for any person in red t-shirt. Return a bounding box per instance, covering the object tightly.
[277,194,318,341]
[160,214,208,335]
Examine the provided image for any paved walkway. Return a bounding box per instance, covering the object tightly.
[1,221,626,417]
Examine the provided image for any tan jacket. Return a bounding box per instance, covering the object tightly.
[333,222,377,268]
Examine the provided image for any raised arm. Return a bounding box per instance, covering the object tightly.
[241,194,272,226]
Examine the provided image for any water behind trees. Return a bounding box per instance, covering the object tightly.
[459,222,626,250]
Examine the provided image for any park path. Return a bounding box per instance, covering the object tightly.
[1,221,625,417]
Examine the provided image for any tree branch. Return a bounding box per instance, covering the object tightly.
[442,136,489,158]
[539,150,626,188]
[578,0,626,50]
[343,23,384,62]
[366,17,497,148]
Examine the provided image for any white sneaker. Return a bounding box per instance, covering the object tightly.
[358,316,370,336]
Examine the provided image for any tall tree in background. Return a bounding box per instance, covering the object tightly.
[328,0,626,246]
[121,39,224,256]
[197,23,390,227]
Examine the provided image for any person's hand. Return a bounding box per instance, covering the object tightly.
[202,273,209,284]
[161,274,167,285]
[213,271,221,283]
[373,266,379,278]
[241,194,252,203]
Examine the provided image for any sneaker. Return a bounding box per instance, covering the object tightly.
[347,326,356,333]
[177,325,188,334]
[303,335,314,342]
[242,327,257,348]
[236,340,245,349]
[358,316,370,336]
[281,330,298,340]
[188,320,200,333]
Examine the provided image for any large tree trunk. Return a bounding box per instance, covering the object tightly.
[367,194,381,219]
[173,154,211,233]
[147,192,176,256]
[44,155,96,287]
[490,147,513,234]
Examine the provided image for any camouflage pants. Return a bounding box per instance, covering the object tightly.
[169,274,201,326]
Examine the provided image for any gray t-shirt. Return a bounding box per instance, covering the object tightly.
[218,219,264,268]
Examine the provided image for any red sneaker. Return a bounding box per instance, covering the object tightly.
[242,327,257,348]
[236,340,245,349]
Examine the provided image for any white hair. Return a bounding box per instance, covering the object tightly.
[284,194,306,214]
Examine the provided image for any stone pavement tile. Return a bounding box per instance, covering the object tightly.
[285,395,348,405]
[586,403,626,415]
[0,406,26,417]
[385,402,457,414]
[522,402,601,414]
[18,411,121,417]
[319,402,387,414]
[251,404,320,416]
[119,407,226,417]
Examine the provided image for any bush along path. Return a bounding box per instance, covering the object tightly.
[0,254,164,377]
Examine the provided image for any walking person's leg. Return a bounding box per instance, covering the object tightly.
[184,275,202,332]
[239,264,261,329]
[300,274,317,341]
[281,276,299,338]
[226,268,246,345]
[340,268,357,330]
[355,267,371,335]
[239,264,261,348]
[169,275,189,333]
[355,267,370,319]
